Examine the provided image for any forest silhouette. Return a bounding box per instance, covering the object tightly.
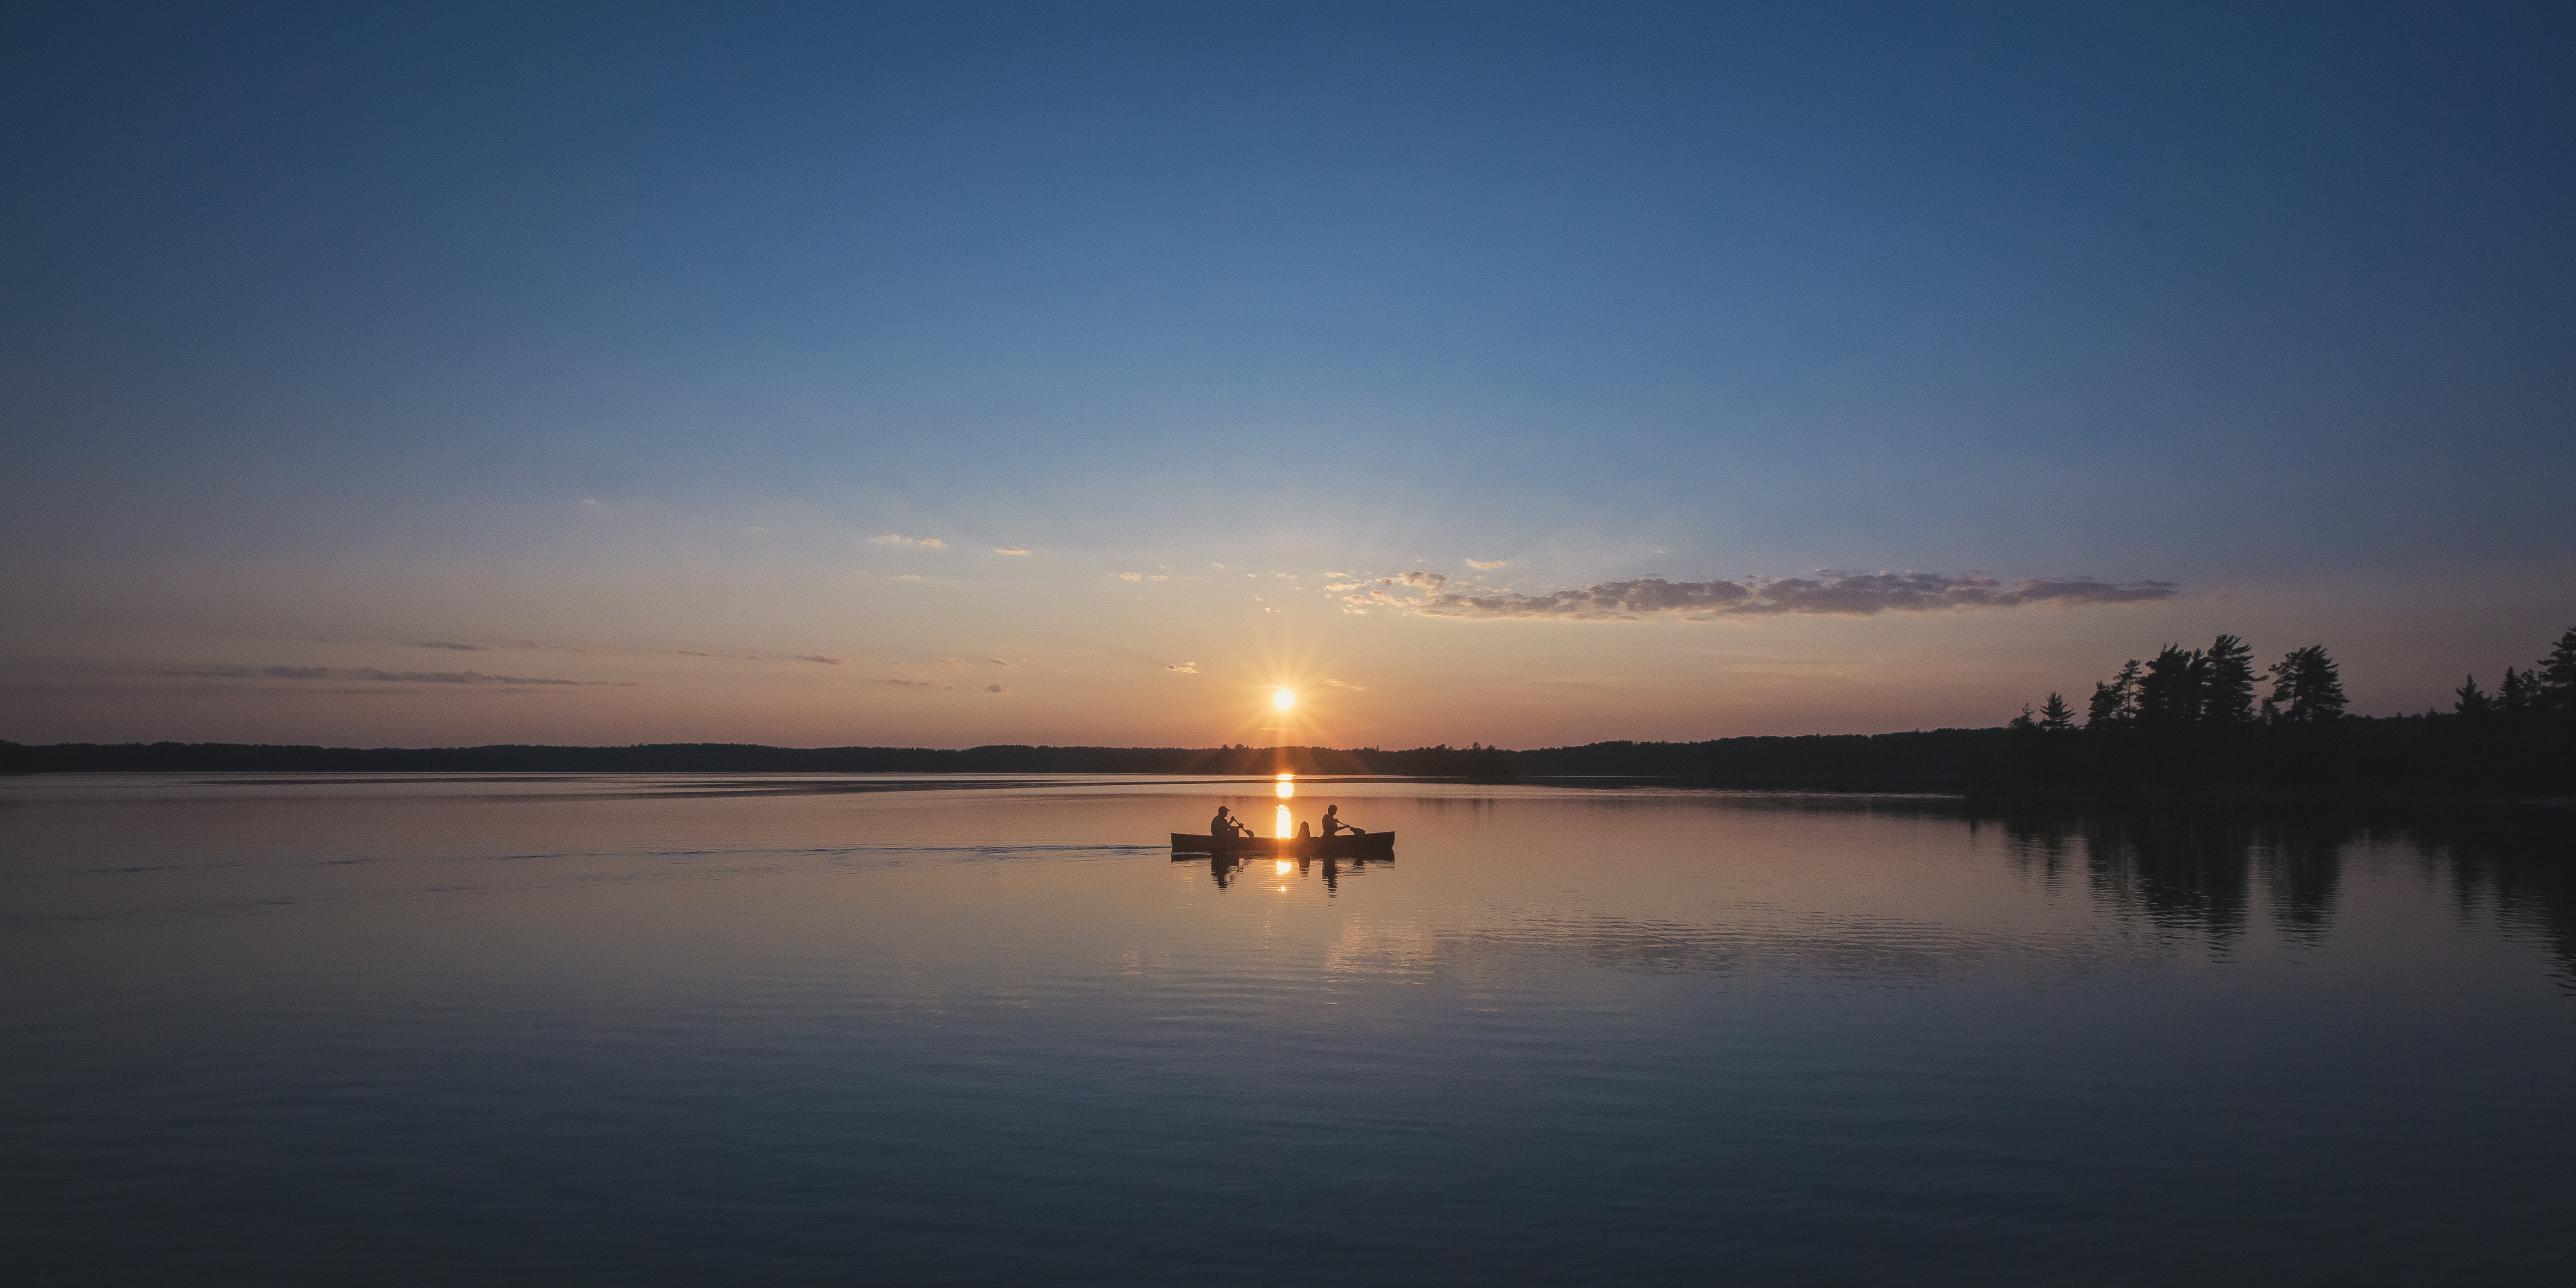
[7,627,2571,798]
[1992,625,2576,797]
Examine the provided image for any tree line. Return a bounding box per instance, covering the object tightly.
[0,740,1507,778]
[1996,626,2576,796]
[0,732,1980,788]
[7,628,2570,796]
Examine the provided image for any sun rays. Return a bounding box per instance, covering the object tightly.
[1198,633,1354,754]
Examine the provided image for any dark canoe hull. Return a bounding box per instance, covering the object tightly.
[1169,832,1394,858]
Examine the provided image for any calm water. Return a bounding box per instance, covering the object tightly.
[5,775,2571,1285]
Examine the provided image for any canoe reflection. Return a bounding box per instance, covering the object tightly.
[1179,849,1390,894]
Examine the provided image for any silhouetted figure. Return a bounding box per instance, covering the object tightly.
[1211,806,1250,838]
[1296,820,1312,838]
[1320,804,1366,836]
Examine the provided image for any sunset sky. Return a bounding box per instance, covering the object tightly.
[6,3,2571,749]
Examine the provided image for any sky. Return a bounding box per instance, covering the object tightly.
[4,1,2571,750]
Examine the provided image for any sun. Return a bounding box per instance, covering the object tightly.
[1207,638,1346,747]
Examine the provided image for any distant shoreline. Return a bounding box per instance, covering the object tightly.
[5,720,2570,803]
[0,733,1974,786]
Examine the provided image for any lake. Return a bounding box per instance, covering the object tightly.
[5,774,2570,1284]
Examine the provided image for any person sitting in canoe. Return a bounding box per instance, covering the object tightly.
[1211,806,1252,838]
[1319,804,1366,837]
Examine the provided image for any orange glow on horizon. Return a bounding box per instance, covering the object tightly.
[1210,638,1349,750]
[1275,773,1294,799]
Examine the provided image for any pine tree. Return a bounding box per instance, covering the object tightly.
[2454,675,2492,717]
[2138,644,2205,727]
[2204,634,2257,725]
[2008,704,2038,732]
[2267,645,2348,725]
[2088,660,2141,727]
[2038,692,2076,732]
[2539,627,2576,712]
[2501,666,2543,714]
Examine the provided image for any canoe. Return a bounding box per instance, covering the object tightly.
[1169,831,1395,858]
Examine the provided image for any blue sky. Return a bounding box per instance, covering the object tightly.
[6,3,2571,747]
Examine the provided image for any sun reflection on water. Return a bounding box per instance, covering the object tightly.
[1273,803,1292,838]
[1275,773,1294,800]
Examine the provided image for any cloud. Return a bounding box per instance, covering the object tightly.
[993,546,1032,555]
[404,638,838,663]
[1166,662,1198,673]
[1119,572,1144,581]
[884,678,949,690]
[163,666,637,686]
[871,534,944,549]
[1340,569,2179,619]
[985,684,1006,694]
[1320,677,1367,689]
[675,647,852,665]
[988,658,1014,668]
[937,657,963,669]
[1465,559,1508,571]
[11,681,560,699]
